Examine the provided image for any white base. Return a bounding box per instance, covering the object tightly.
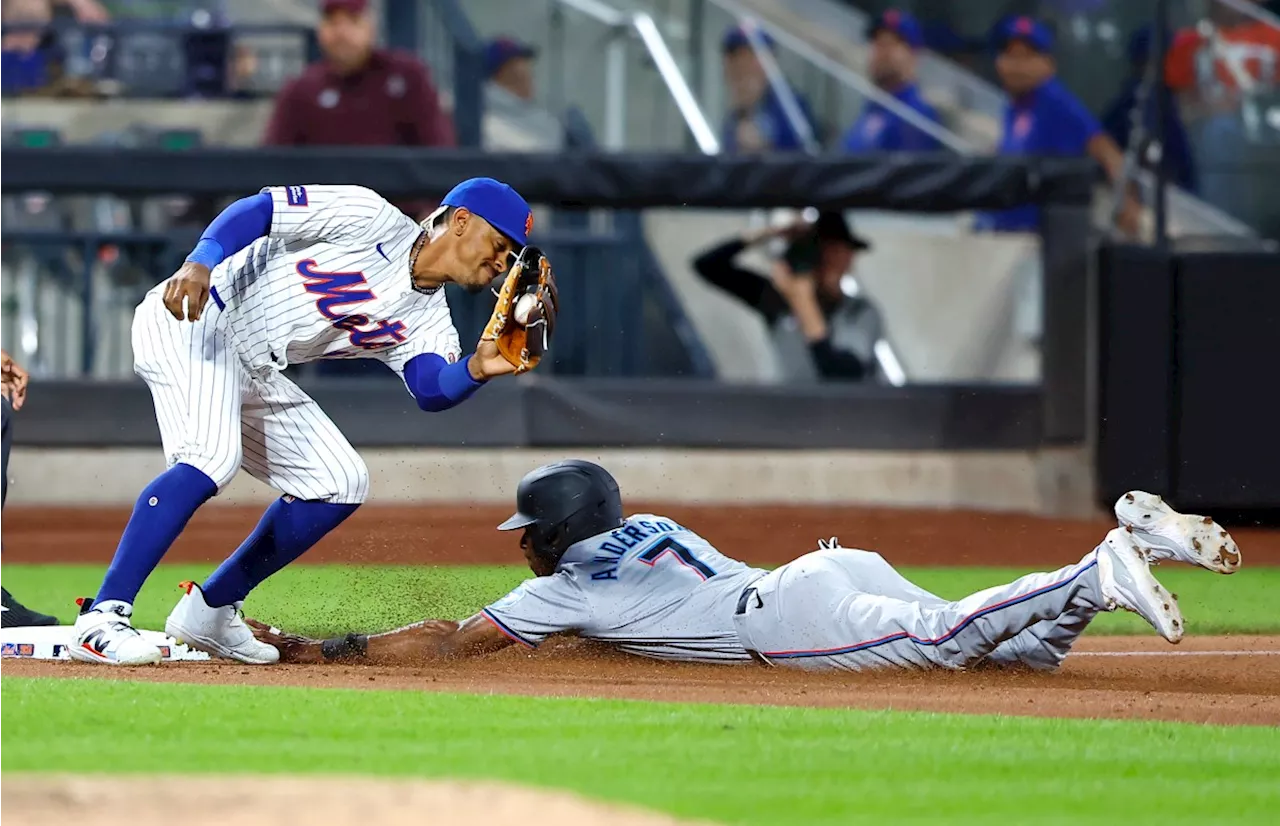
[1,625,211,662]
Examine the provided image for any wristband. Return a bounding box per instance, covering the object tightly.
[320,633,368,661]
[185,238,225,270]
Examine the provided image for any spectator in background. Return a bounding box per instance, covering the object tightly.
[1101,26,1197,193]
[52,0,108,22]
[977,16,1141,236]
[225,41,259,99]
[693,213,880,382]
[720,24,818,153]
[2,0,57,95]
[265,0,455,156]
[1166,0,1280,110]
[486,37,536,102]
[1164,1,1280,218]
[841,9,943,152]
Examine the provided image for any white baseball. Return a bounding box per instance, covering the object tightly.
[514,293,538,326]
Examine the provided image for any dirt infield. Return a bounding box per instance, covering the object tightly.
[6,636,1280,726]
[5,503,1280,567]
[5,503,1279,727]
[2,776,712,826]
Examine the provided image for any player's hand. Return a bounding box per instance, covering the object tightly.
[245,618,324,664]
[1,349,30,411]
[163,262,212,322]
[770,261,817,303]
[468,340,519,381]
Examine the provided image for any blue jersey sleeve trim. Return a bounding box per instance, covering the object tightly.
[185,192,273,270]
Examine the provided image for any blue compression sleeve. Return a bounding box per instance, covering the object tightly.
[97,463,218,604]
[185,192,274,270]
[202,498,359,607]
[403,353,485,412]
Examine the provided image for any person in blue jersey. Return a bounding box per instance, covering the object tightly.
[842,9,944,153]
[976,16,1141,236]
[720,24,819,153]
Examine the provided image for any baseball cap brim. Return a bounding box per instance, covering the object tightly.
[1000,34,1051,53]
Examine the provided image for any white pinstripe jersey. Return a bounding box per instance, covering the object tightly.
[481,515,768,662]
[204,184,461,378]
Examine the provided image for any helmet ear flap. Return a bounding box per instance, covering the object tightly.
[529,522,566,564]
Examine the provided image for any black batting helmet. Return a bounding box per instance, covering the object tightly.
[497,460,624,564]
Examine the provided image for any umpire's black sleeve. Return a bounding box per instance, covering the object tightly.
[809,339,870,381]
[691,238,789,326]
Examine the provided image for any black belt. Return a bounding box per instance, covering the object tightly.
[735,584,771,666]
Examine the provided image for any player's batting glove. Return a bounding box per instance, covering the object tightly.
[481,246,559,374]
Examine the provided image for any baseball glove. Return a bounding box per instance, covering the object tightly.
[481,246,559,374]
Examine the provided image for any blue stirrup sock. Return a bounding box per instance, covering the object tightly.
[201,497,359,607]
[96,463,218,605]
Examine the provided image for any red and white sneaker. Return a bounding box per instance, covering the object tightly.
[68,598,163,666]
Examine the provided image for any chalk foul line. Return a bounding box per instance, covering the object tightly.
[1074,649,1280,657]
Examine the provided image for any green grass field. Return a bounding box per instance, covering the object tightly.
[4,563,1279,824]
[4,563,1279,635]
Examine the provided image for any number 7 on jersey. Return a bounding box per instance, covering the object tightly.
[637,537,717,580]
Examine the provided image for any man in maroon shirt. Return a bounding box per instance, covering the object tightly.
[265,0,455,152]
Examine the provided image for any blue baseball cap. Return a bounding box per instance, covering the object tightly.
[995,16,1055,53]
[484,38,537,78]
[722,23,776,54]
[442,177,533,247]
[870,9,924,49]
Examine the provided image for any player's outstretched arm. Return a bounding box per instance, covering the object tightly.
[245,613,514,666]
[394,247,559,410]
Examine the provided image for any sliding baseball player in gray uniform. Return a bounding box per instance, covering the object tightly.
[252,461,1242,670]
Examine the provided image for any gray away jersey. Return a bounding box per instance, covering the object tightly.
[481,514,767,662]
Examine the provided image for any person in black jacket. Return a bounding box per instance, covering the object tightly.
[692,212,877,381]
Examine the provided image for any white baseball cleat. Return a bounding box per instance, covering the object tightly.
[165,581,279,665]
[1115,491,1241,574]
[68,598,163,666]
[1096,529,1184,644]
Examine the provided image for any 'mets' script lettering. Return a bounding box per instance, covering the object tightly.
[297,259,407,349]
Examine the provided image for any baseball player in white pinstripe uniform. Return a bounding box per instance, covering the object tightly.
[252,463,1242,673]
[71,178,557,666]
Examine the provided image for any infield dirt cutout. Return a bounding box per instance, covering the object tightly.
[2,776,712,826]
